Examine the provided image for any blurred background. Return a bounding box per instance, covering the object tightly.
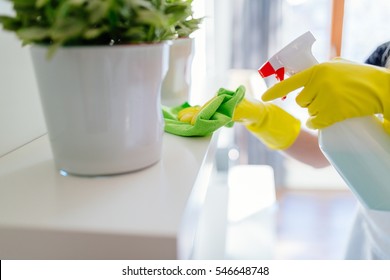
[188,0,390,259]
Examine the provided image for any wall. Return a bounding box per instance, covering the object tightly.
[0,1,46,157]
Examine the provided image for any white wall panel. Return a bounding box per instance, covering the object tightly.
[0,29,46,157]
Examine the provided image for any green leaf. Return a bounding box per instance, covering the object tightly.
[12,0,36,9]
[125,27,148,42]
[0,0,200,56]
[36,0,50,8]
[50,18,86,42]
[127,0,154,10]
[83,27,107,40]
[46,42,62,60]
[68,0,88,6]
[16,26,50,40]
[87,1,110,24]
[137,10,167,27]
[0,16,21,31]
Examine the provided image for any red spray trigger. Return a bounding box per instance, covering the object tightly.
[258,61,287,100]
[258,61,285,81]
[258,32,319,101]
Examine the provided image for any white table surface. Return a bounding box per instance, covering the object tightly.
[0,132,217,260]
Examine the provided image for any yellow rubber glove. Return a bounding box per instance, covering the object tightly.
[177,105,201,125]
[177,97,215,125]
[233,98,301,150]
[262,59,390,131]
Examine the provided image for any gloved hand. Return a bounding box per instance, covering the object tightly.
[176,87,301,149]
[261,59,390,131]
[177,105,201,125]
[168,86,244,136]
[232,98,301,150]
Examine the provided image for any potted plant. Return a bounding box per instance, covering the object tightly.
[161,0,203,106]
[0,0,192,176]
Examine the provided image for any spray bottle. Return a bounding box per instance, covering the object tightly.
[258,31,390,211]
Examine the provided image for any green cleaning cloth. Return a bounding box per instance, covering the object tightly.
[162,85,245,136]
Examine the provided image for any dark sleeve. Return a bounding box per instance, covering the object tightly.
[365,41,390,67]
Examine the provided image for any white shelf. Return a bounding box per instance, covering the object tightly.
[0,132,217,259]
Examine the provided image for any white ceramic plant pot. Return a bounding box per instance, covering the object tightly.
[30,43,169,176]
[161,37,194,106]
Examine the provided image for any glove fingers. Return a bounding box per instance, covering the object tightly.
[305,92,339,129]
[306,117,320,129]
[295,85,319,108]
[306,94,320,117]
[261,67,313,102]
[305,95,332,129]
[307,115,338,129]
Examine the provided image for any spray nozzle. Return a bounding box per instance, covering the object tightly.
[258,61,285,81]
[258,31,319,82]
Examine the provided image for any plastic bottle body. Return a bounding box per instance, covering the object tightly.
[260,31,390,211]
[319,116,390,211]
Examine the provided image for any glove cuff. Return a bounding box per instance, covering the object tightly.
[245,104,301,150]
[232,98,266,125]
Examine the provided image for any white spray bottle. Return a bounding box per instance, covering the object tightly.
[258,31,390,211]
